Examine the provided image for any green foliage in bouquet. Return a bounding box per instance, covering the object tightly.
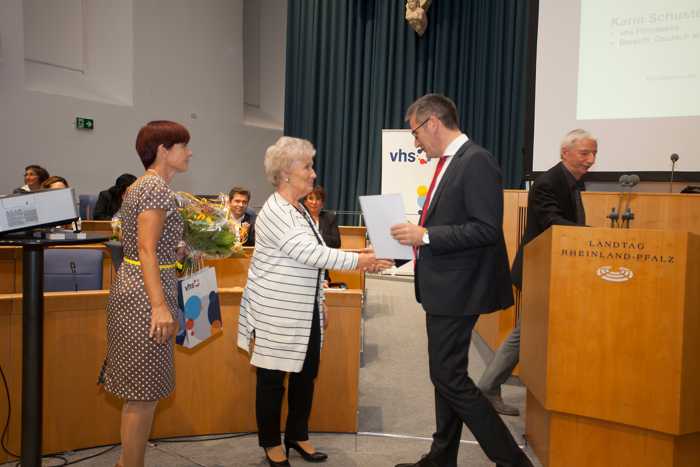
[176,192,244,274]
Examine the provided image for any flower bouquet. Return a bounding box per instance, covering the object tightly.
[110,215,123,241]
[176,192,244,274]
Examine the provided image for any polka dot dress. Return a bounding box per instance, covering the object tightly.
[99,174,183,401]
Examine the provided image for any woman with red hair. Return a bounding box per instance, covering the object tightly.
[99,120,192,467]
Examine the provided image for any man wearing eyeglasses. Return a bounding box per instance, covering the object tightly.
[391,94,533,467]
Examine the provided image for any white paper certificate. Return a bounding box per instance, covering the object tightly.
[359,194,413,260]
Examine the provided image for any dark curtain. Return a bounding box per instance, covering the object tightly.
[285,0,530,217]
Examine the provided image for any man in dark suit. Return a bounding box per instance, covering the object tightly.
[391,94,533,467]
[228,186,256,246]
[478,129,597,416]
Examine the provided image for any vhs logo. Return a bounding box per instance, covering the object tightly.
[389,148,428,165]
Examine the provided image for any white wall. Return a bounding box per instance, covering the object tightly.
[243,0,287,129]
[0,0,284,207]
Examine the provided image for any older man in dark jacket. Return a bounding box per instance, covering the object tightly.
[478,128,597,416]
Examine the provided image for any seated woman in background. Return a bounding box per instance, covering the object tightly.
[41,175,69,189]
[14,164,49,193]
[94,173,138,220]
[41,176,79,230]
[302,185,340,248]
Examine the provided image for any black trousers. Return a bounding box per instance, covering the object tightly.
[256,304,321,448]
[426,313,527,467]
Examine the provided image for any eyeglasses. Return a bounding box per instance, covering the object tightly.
[411,116,431,137]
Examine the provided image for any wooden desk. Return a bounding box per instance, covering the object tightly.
[78,222,367,247]
[1,226,368,293]
[332,226,367,289]
[78,220,112,234]
[338,226,366,249]
[0,288,362,462]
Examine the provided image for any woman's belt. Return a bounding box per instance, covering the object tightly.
[123,257,178,270]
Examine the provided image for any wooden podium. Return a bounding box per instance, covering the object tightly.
[520,226,700,467]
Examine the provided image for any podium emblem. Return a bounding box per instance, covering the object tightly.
[596,266,634,282]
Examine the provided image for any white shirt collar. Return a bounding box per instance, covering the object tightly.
[443,133,469,158]
[423,133,469,199]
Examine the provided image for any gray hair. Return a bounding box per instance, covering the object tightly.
[560,128,597,153]
[264,136,316,187]
[405,94,459,130]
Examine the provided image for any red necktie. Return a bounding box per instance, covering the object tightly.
[413,156,447,264]
[419,156,447,226]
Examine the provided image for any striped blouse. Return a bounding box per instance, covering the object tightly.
[237,192,359,372]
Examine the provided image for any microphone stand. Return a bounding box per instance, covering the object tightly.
[622,175,639,229]
[612,175,628,229]
[621,191,633,229]
[612,175,638,229]
[607,207,619,228]
[669,154,678,193]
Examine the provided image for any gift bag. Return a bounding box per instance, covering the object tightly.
[176,266,223,348]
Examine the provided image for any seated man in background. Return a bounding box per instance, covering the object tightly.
[228,186,255,246]
[478,128,597,416]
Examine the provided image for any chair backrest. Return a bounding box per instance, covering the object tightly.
[44,249,104,292]
[78,194,98,220]
[105,241,124,272]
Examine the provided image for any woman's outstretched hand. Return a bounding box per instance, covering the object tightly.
[357,247,394,273]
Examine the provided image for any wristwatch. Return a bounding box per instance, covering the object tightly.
[422,228,430,245]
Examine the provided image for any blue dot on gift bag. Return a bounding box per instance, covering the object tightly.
[175,307,186,345]
[208,291,221,324]
[184,296,202,320]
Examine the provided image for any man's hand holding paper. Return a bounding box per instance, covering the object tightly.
[359,194,414,260]
[390,222,426,246]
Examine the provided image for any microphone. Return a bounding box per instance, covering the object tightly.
[670,153,679,193]
[618,174,640,187]
[622,174,639,228]
[616,174,639,228]
[614,175,628,228]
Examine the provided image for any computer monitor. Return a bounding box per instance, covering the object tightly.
[0,188,78,235]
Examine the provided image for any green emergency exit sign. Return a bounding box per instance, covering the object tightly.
[76,117,94,130]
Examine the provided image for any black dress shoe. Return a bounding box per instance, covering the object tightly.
[265,449,291,467]
[284,439,328,462]
[395,454,439,467]
[497,452,534,467]
[518,452,535,467]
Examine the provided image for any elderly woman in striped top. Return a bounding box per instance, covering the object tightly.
[238,137,391,466]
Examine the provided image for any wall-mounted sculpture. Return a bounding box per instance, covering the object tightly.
[405,0,432,36]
